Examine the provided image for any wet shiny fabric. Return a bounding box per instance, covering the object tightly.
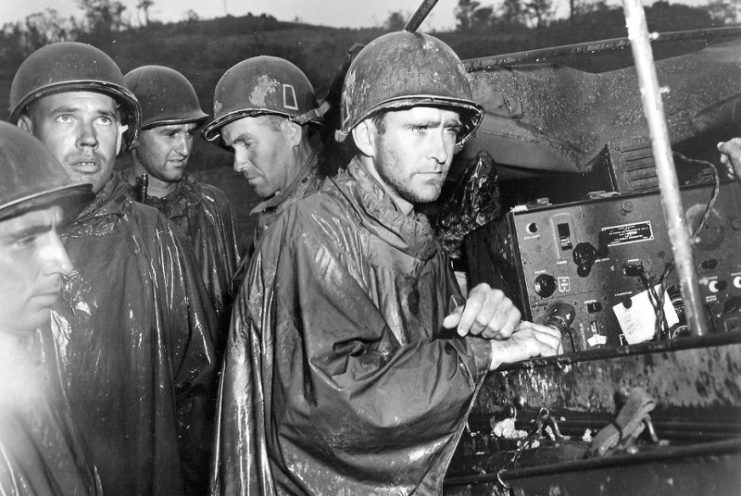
[138,173,239,353]
[228,152,323,297]
[0,326,102,496]
[213,158,492,495]
[51,176,217,496]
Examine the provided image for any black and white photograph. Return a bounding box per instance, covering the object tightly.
[0,0,739,494]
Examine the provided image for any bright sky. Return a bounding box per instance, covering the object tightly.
[0,0,714,32]
[0,0,460,30]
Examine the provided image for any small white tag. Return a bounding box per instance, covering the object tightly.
[612,285,679,344]
[587,333,607,347]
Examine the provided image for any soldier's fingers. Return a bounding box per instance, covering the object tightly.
[482,304,520,340]
[455,285,488,336]
[442,310,462,331]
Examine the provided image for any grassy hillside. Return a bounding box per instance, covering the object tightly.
[0,7,729,249]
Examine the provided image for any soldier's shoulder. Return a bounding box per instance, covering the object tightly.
[128,200,184,241]
[186,177,232,207]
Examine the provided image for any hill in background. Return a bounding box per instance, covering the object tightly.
[0,5,733,248]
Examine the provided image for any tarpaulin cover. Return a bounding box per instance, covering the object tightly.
[212,159,492,495]
[51,175,217,496]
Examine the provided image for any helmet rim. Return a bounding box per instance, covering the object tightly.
[9,80,142,151]
[335,95,484,145]
[0,183,94,224]
[201,108,322,145]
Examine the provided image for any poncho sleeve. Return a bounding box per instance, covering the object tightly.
[212,203,492,495]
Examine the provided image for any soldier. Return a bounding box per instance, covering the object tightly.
[202,56,328,261]
[123,65,239,349]
[0,122,100,495]
[212,32,562,495]
[11,42,216,496]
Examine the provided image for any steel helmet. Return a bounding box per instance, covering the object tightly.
[202,55,328,144]
[124,65,208,129]
[335,31,484,145]
[9,42,142,150]
[0,121,93,223]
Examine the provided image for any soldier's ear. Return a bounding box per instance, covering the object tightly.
[283,120,303,148]
[351,119,377,158]
[16,114,34,135]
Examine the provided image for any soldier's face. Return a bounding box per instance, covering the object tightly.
[222,115,298,199]
[0,206,72,336]
[22,91,122,194]
[367,106,461,213]
[135,123,197,184]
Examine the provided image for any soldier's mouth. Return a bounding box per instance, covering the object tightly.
[71,160,100,173]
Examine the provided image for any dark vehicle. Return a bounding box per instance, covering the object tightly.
[436,24,741,496]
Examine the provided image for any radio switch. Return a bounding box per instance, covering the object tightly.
[587,301,603,313]
[557,223,573,250]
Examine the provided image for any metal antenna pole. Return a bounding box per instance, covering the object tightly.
[621,0,709,336]
[404,0,439,32]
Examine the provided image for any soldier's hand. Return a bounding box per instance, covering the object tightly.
[442,283,520,339]
[718,138,741,178]
[488,321,563,371]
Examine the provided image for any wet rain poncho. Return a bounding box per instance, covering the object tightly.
[136,173,239,352]
[229,151,323,297]
[0,326,102,496]
[52,175,217,496]
[249,151,323,243]
[213,158,493,495]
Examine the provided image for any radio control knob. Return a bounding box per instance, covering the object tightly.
[534,274,558,298]
[573,242,598,277]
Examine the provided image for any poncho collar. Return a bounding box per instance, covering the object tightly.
[76,175,130,219]
[141,173,201,222]
[336,157,438,260]
[67,174,132,236]
[250,150,319,215]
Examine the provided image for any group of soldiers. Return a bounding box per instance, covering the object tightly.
[4,28,660,496]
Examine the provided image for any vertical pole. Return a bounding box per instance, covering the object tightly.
[621,0,708,336]
[404,0,439,32]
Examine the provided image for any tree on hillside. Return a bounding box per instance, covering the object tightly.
[455,0,496,30]
[645,1,714,31]
[707,0,739,24]
[384,11,406,31]
[501,0,526,26]
[78,0,128,33]
[524,0,553,28]
[183,9,200,23]
[0,9,78,63]
[455,0,479,30]
[137,0,155,26]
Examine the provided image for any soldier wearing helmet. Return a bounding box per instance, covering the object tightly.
[212,31,562,495]
[0,122,102,495]
[11,42,216,496]
[203,56,328,260]
[123,65,238,350]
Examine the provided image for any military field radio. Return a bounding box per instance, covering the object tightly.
[467,180,741,351]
